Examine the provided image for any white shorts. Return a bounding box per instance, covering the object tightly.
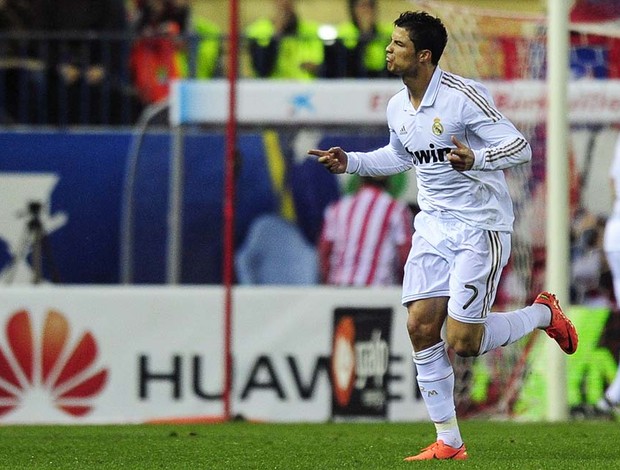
[604,217,620,252]
[401,211,511,324]
[605,248,620,302]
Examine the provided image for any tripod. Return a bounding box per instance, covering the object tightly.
[5,201,59,285]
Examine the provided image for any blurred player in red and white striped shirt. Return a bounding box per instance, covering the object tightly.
[318,176,413,286]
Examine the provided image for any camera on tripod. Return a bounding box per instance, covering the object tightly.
[26,201,43,230]
[28,201,42,216]
[5,200,58,285]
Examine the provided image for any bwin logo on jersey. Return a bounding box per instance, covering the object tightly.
[432,117,444,136]
[406,144,452,165]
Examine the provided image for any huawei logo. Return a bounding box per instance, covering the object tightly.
[0,310,108,418]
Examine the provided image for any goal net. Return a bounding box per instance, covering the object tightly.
[413,0,620,418]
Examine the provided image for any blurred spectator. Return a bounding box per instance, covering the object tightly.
[130,0,184,105]
[133,0,191,34]
[130,0,221,106]
[40,0,131,125]
[570,209,608,305]
[324,0,393,78]
[289,155,342,245]
[0,0,45,123]
[235,213,318,285]
[245,0,323,79]
[0,0,33,29]
[176,3,222,80]
[318,176,413,286]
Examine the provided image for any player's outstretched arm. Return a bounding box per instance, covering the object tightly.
[308,147,348,174]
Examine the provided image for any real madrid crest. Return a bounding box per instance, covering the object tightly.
[432,118,444,136]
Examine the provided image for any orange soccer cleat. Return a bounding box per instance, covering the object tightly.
[535,291,578,354]
[404,440,468,461]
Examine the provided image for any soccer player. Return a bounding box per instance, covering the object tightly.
[595,132,620,416]
[308,11,578,461]
[318,176,413,286]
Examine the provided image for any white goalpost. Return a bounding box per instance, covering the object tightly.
[545,0,570,422]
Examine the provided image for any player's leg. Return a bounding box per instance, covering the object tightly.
[445,228,516,356]
[405,297,467,460]
[596,248,620,412]
[476,300,551,356]
[444,228,576,356]
[475,290,577,356]
[402,213,467,460]
[596,366,620,412]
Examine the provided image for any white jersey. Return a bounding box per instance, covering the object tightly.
[604,134,620,252]
[345,67,532,232]
[609,135,620,220]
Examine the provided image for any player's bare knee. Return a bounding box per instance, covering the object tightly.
[445,319,484,357]
[446,331,481,357]
[406,316,442,351]
[407,315,433,341]
[451,341,479,357]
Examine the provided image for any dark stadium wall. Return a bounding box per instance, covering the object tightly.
[0,131,276,284]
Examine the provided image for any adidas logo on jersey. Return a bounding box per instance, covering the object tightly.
[399,125,407,135]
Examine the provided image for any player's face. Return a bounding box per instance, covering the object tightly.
[385,26,419,77]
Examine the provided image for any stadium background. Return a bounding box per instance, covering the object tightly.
[0,0,619,425]
[200,0,544,28]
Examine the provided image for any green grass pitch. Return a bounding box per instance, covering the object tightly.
[0,420,617,469]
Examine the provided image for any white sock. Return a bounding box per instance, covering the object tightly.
[597,396,614,411]
[601,362,620,407]
[478,304,550,355]
[413,341,463,448]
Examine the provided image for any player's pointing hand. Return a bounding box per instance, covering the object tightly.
[308,147,348,174]
[448,135,475,171]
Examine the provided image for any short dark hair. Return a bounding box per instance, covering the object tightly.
[360,175,389,189]
[394,11,448,65]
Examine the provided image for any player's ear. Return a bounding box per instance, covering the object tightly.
[417,49,431,63]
